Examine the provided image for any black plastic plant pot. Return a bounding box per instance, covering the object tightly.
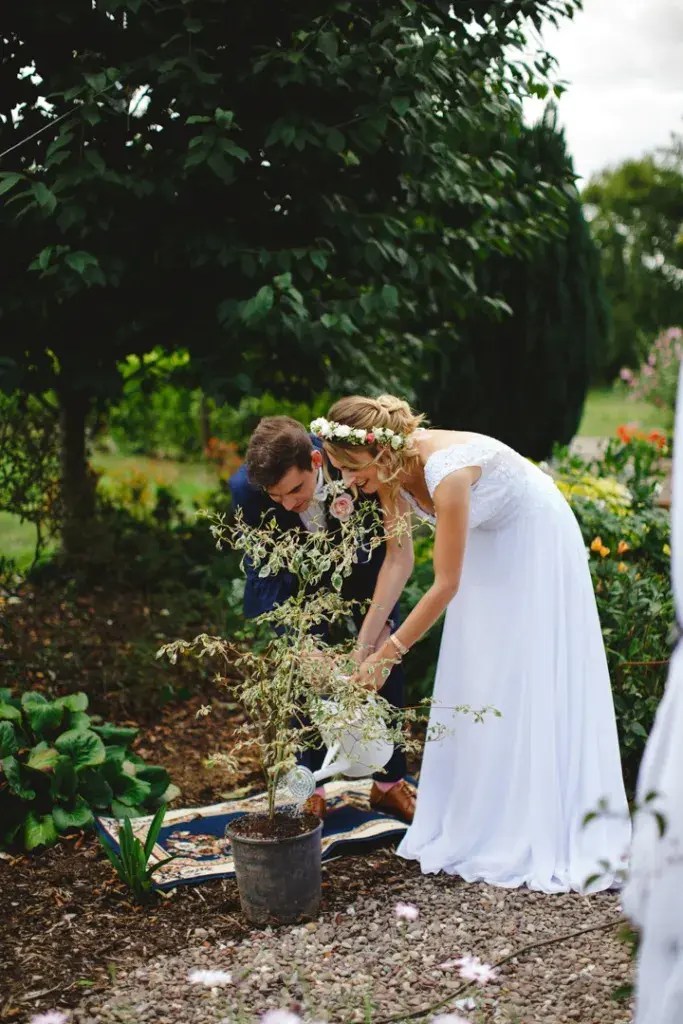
[226,813,323,926]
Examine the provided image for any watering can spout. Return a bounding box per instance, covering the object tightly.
[283,699,395,802]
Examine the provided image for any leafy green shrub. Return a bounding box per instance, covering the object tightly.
[555,432,672,789]
[98,804,174,903]
[0,689,179,851]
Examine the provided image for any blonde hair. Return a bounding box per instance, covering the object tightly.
[324,395,425,500]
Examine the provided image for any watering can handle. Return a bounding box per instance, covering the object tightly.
[312,742,353,784]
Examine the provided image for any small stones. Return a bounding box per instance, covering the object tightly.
[70,861,633,1024]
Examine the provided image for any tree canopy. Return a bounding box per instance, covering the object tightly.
[582,139,683,378]
[0,0,580,548]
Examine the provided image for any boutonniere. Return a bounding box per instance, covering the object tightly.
[328,491,355,521]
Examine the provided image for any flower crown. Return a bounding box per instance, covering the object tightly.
[310,417,407,450]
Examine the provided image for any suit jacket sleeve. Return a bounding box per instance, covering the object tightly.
[228,467,296,619]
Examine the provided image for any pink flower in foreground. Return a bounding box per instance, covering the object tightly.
[619,367,634,383]
[30,1014,68,1024]
[395,901,419,922]
[329,492,355,521]
[456,956,498,985]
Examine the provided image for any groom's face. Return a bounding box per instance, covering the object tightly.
[266,449,323,513]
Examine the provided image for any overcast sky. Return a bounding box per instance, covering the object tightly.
[523,0,683,183]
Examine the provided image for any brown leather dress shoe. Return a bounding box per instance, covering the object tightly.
[369,780,416,824]
[302,794,327,820]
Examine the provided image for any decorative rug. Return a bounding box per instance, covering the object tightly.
[95,778,408,890]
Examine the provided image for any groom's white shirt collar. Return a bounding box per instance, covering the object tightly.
[299,469,327,533]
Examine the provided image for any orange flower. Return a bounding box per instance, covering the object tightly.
[616,424,633,444]
[648,430,667,450]
[590,536,603,552]
[617,540,630,554]
[617,561,628,573]
[599,545,610,558]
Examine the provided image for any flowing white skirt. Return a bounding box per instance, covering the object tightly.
[398,475,631,892]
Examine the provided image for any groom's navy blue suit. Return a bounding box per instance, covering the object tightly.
[228,437,407,782]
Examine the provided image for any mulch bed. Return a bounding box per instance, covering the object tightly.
[0,694,409,1022]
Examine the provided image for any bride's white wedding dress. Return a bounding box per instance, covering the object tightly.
[397,433,631,893]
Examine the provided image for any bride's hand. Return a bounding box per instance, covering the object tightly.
[350,624,391,666]
[352,645,399,692]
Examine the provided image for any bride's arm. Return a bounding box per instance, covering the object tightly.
[359,470,472,682]
[354,491,414,655]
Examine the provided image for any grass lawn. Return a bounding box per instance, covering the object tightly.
[579,387,672,436]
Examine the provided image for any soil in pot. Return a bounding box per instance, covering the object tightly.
[229,811,320,840]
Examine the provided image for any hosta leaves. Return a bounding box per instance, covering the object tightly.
[111,800,144,819]
[55,729,106,770]
[2,757,37,800]
[0,721,18,758]
[52,755,78,801]
[0,703,22,724]
[24,812,58,850]
[135,766,171,801]
[52,797,94,832]
[92,724,139,745]
[26,743,60,772]
[21,693,63,737]
[78,768,114,809]
[66,711,92,731]
[55,692,89,713]
[115,775,153,807]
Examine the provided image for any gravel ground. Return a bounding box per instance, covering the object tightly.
[71,850,633,1024]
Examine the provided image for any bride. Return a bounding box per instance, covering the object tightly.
[312,394,631,893]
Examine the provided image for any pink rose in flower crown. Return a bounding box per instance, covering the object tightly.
[329,492,355,521]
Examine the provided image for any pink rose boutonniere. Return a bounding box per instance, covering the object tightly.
[329,492,355,521]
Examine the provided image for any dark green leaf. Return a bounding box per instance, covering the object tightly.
[24,812,58,851]
[2,756,37,800]
[0,703,21,724]
[27,744,60,772]
[78,768,114,809]
[317,32,338,60]
[56,692,88,711]
[240,285,274,324]
[0,721,18,758]
[93,723,138,745]
[55,729,106,770]
[390,96,411,117]
[53,797,94,832]
[32,183,57,213]
[0,173,24,196]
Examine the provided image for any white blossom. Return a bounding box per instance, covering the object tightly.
[188,968,233,987]
[395,901,419,921]
[334,424,352,438]
[260,1011,301,1024]
[30,1013,68,1024]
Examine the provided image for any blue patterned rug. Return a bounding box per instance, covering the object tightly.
[96,778,408,890]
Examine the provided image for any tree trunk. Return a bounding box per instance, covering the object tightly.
[198,391,211,451]
[58,388,95,558]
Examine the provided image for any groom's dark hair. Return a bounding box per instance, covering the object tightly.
[246,416,314,489]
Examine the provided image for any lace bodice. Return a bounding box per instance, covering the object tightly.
[401,434,557,531]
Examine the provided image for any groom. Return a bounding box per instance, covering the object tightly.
[229,415,415,823]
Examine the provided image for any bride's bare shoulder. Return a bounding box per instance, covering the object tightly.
[412,428,477,462]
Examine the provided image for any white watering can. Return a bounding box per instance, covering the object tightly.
[284,698,394,802]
